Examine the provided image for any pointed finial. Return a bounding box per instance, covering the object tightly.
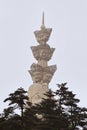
[42,12,44,25]
[41,12,46,30]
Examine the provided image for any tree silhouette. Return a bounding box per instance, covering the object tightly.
[0,84,87,130]
[4,87,28,118]
[32,89,69,130]
[3,87,29,128]
[55,83,87,129]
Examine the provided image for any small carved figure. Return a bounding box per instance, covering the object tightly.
[28,83,49,104]
[34,28,52,44]
[29,63,43,83]
[31,44,55,61]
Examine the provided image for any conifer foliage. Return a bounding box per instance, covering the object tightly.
[0,84,87,130]
[33,89,69,130]
[55,83,87,129]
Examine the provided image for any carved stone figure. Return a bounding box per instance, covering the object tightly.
[28,13,57,104]
[31,44,55,61]
[43,65,57,84]
[31,46,39,60]
[29,63,57,84]
[29,63,43,83]
[34,28,52,45]
[28,83,49,104]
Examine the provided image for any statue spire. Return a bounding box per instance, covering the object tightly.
[41,12,45,30]
[42,12,44,25]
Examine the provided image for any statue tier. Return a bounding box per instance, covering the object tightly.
[34,28,52,45]
[31,44,55,61]
[29,63,57,84]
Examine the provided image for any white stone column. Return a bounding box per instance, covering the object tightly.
[28,14,57,104]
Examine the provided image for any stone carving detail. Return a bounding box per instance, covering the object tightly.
[31,47,40,60]
[28,14,57,104]
[31,44,55,61]
[29,63,43,83]
[28,83,49,104]
[29,63,57,84]
[43,65,57,84]
[34,28,52,44]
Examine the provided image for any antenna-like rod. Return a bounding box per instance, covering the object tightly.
[41,12,45,30]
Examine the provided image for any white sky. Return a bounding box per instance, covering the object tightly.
[0,0,87,112]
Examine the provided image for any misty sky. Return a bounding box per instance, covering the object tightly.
[0,0,87,112]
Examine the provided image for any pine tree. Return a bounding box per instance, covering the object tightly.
[3,87,29,129]
[33,89,69,130]
[4,87,28,118]
[55,83,87,130]
[1,84,87,130]
[23,105,41,130]
[0,108,23,130]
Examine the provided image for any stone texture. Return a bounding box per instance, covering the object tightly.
[28,83,49,104]
[31,44,55,61]
[29,63,57,84]
[43,65,57,84]
[29,63,43,83]
[34,28,52,44]
[28,15,57,104]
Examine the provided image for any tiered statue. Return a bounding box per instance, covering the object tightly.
[28,13,57,104]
